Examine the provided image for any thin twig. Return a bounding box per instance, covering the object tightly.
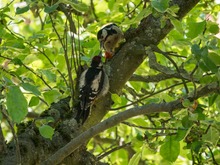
[206,144,219,165]
[90,0,99,21]
[151,45,189,94]
[96,142,131,161]
[121,121,186,130]
[126,1,142,17]
[49,14,75,100]
[110,81,189,110]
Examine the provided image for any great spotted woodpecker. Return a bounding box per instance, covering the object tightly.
[97,23,123,60]
[76,55,109,124]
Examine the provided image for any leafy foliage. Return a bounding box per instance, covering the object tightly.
[0,0,220,164]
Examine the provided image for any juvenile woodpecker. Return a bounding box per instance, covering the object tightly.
[97,23,123,60]
[76,55,109,124]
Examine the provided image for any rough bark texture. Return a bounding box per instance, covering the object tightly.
[0,0,200,164]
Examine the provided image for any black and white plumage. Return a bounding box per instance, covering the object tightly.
[76,55,109,124]
[97,23,123,59]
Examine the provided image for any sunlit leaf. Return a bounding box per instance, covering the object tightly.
[43,90,61,105]
[128,152,141,165]
[182,99,191,108]
[208,23,219,34]
[40,69,56,82]
[166,5,179,17]
[175,129,188,141]
[59,0,88,12]
[111,93,122,104]
[6,86,28,123]
[187,21,206,39]
[39,125,54,140]
[202,126,220,146]
[170,17,183,34]
[3,40,25,49]
[29,96,40,107]
[160,136,180,162]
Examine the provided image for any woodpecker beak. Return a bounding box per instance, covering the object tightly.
[100,40,104,50]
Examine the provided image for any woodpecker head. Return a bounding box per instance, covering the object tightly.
[97,23,121,49]
[91,55,102,68]
[97,23,123,61]
[97,28,108,49]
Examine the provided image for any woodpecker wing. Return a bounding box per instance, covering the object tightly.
[79,67,105,112]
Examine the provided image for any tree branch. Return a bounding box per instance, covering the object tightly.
[43,82,219,165]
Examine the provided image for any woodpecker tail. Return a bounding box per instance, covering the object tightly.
[75,103,90,124]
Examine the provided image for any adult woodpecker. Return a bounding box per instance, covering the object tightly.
[97,23,123,60]
[76,55,109,124]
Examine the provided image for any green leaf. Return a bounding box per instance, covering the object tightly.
[208,52,220,66]
[21,83,41,96]
[59,0,88,12]
[191,141,202,154]
[187,21,206,39]
[29,96,40,107]
[128,152,141,165]
[43,90,61,105]
[39,125,54,140]
[160,137,180,162]
[111,93,122,104]
[191,44,201,60]
[198,61,210,72]
[16,5,30,14]
[3,40,25,49]
[40,69,56,82]
[182,99,191,108]
[193,107,206,120]
[181,116,193,128]
[151,0,170,13]
[108,0,115,10]
[11,58,23,66]
[6,86,28,123]
[166,5,179,17]
[208,23,219,34]
[170,17,183,34]
[202,126,220,146]
[0,28,14,40]
[175,129,188,141]
[209,94,218,106]
[44,4,59,14]
[201,47,218,73]
[136,133,144,141]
